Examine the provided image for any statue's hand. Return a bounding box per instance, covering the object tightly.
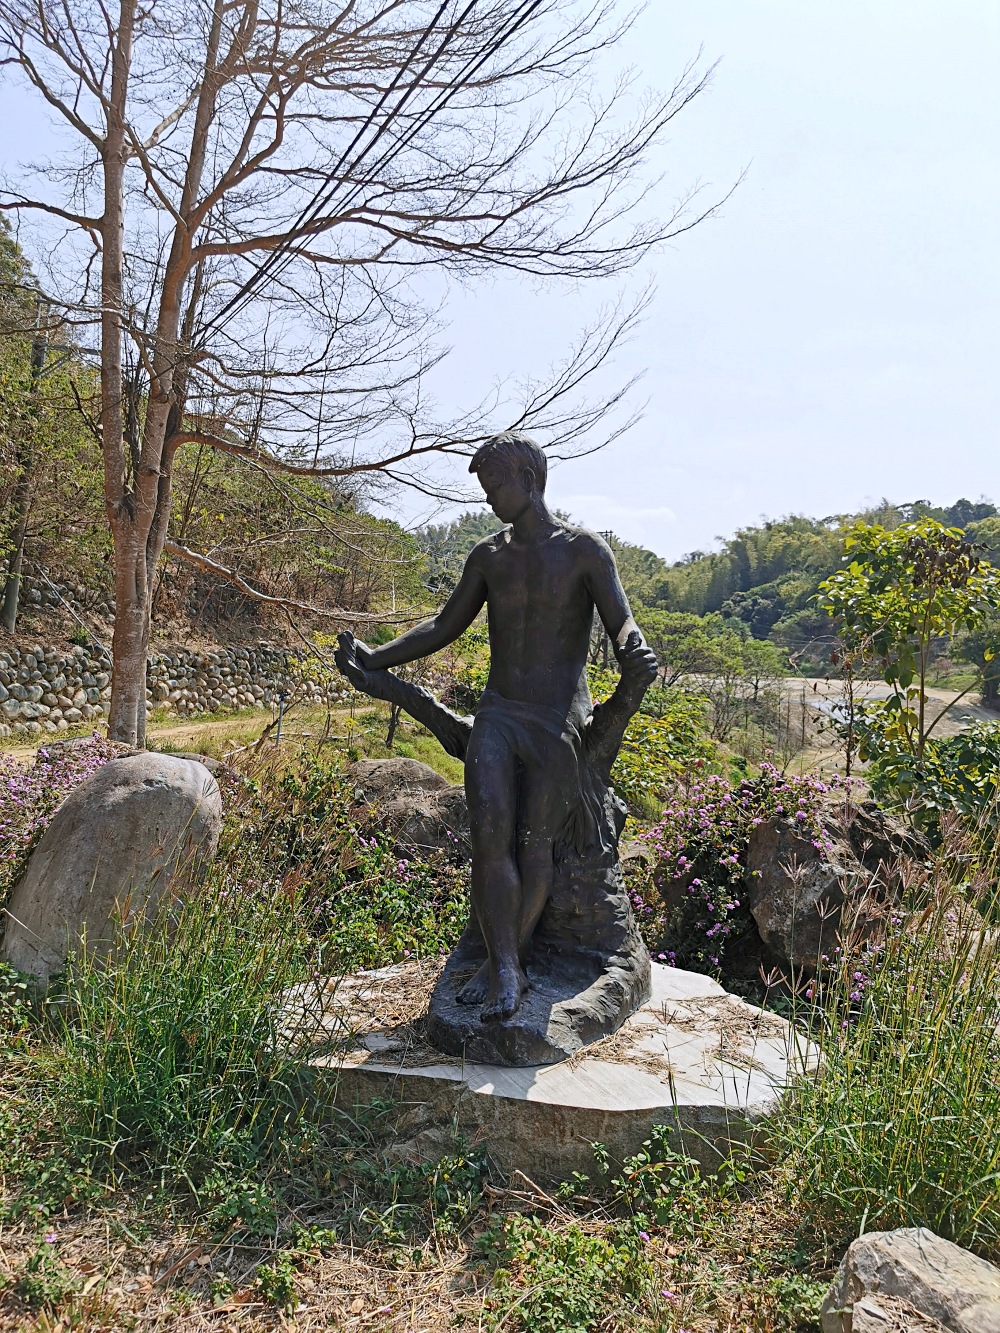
[334,630,379,691]
[615,629,658,690]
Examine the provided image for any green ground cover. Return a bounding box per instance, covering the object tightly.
[2,717,999,1331]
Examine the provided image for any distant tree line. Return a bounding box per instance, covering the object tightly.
[414,499,1000,683]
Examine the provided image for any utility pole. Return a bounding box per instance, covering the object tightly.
[600,530,615,668]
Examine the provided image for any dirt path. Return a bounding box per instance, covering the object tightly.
[1,706,295,765]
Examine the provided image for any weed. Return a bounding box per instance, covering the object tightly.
[15,1238,79,1312]
[605,1128,719,1246]
[255,1253,298,1309]
[352,1147,489,1242]
[484,1216,653,1333]
[778,869,1000,1257]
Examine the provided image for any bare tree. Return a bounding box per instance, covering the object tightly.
[0,0,726,744]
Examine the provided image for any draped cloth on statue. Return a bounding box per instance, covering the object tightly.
[472,689,610,859]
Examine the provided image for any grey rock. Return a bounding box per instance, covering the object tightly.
[849,1293,946,1332]
[746,796,928,973]
[348,758,470,856]
[822,1229,1000,1333]
[1,753,223,982]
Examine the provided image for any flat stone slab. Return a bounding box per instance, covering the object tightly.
[292,961,816,1180]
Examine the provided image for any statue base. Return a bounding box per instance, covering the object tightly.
[295,961,817,1182]
[426,788,651,1066]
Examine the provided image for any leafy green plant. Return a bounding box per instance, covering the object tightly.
[589,666,714,817]
[820,518,1000,762]
[230,750,469,968]
[606,1126,715,1244]
[857,715,1000,837]
[351,1147,489,1242]
[15,1238,79,1312]
[485,1216,653,1333]
[255,1253,298,1309]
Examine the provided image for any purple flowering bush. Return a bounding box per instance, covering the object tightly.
[635,762,843,974]
[0,738,123,909]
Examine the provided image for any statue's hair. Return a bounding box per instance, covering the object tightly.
[468,431,548,492]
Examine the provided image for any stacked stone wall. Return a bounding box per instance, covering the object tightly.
[0,642,350,740]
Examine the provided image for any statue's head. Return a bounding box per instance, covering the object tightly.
[469,431,548,522]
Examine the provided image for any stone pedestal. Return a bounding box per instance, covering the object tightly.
[294,961,816,1180]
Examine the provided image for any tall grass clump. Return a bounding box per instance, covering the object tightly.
[51,874,322,1191]
[2,744,470,1210]
[778,841,1000,1258]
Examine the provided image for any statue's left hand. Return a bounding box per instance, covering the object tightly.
[615,629,658,690]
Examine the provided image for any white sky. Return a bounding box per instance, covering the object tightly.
[410,0,1000,556]
[2,1,998,561]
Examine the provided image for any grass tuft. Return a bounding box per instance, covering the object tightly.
[777,853,1000,1258]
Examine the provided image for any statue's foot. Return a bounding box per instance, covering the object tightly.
[456,960,490,1006]
[480,964,529,1023]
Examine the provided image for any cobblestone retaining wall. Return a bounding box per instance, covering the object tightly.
[0,642,350,740]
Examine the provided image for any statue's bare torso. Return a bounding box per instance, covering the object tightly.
[472,524,602,720]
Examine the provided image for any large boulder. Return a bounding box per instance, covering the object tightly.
[822,1229,1000,1333]
[1,753,223,982]
[745,796,928,973]
[347,757,470,856]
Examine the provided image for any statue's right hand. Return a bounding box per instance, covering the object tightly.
[334,630,373,687]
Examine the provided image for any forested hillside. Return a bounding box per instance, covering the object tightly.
[4,210,997,670]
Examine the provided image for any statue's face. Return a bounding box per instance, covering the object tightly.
[476,458,533,523]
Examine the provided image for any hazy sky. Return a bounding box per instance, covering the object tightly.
[2,1,998,562]
[408,0,1000,557]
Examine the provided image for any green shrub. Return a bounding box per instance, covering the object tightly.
[232,751,469,968]
[589,667,715,817]
[858,714,1000,839]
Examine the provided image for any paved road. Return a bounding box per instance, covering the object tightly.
[784,677,994,739]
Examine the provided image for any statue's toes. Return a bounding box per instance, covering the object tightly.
[456,963,489,1005]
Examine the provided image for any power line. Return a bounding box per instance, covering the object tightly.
[196,1,543,341]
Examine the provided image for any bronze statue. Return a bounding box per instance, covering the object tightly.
[336,432,657,1064]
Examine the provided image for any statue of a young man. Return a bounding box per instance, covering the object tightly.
[336,432,657,1026]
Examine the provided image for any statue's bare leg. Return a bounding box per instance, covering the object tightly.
[458,725,528,1020]
[514,758,575,955]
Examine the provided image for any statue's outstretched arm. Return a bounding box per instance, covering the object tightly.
[360,558,487,671]
[335,631,474,760]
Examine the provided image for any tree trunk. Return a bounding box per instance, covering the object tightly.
[1,326,47,632]
[108,523,150,746]
[0,464,32,633]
